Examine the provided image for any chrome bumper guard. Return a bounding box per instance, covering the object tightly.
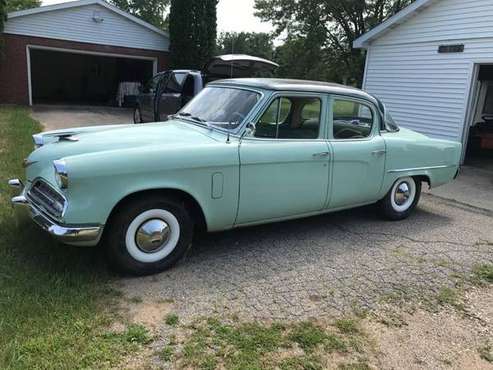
[9,179,103,246]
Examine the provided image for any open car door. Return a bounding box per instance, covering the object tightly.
[203,54,279,82]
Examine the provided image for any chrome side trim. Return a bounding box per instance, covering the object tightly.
[387,164,456,173]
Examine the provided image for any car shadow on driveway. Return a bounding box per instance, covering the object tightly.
[188,203,452,264]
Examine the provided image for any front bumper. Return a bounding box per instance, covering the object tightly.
[9,179,103,246]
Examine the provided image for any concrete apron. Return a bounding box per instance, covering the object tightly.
[32,104,133,131]
[424,165,493,213]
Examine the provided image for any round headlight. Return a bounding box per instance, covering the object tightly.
[53,159,69,189]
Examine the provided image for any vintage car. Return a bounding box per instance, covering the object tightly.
[9,79,462,275]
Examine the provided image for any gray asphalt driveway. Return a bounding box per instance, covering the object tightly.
[119,194,493,321]
[32,105,133,131]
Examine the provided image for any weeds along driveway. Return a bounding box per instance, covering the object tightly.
[119,194,493,322]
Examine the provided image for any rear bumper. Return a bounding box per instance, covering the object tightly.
[9,179,103,246]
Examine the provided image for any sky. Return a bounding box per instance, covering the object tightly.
[41,0,274,34]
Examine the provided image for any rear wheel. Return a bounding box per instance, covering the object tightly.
[133,107,143,124]
[105,196,193,275]
[379,176,421,220]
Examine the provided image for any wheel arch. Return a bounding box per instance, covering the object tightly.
[413,174,431,189]
[106,188,208,233]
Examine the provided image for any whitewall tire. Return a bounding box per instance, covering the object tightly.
[105,195,193,275]
[379,177,421,220]
[125,209,181,264]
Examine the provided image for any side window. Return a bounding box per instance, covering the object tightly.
[255,96,321,139]
[332,99,374,139]
[255,97,291,138]
[165,73,187,94]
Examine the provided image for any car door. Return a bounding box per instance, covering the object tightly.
[328,95,386,209]
[236,93,330,225]
[156,72,187,121]
[140,74,166,122]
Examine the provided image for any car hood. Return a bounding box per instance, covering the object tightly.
[28,120,219,164]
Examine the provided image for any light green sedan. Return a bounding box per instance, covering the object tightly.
[9,79,462,275]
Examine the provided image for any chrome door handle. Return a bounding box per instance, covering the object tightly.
[312,151,330,158]
[371,150,386,156]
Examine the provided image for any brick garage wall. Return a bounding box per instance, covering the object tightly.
[0,34,169,105]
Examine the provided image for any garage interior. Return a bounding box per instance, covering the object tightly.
[30,48,154,106]
[466,64,493,170]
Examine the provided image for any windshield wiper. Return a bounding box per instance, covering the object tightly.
[173,112,211,128]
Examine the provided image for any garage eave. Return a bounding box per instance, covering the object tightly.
[7,0,169,39]
[353,0,437,49]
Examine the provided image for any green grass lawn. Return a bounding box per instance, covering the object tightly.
[0,107,141,369]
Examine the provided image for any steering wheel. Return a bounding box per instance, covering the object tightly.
[231,112,245,123]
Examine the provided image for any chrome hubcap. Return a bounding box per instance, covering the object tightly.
[135,219,171,253]
[394,182,411,206]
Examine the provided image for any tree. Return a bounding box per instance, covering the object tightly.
[6,0,40,12]
[255,0,414,85]
[217,32,275,60]
[0,0,6,30]
[275,34,341,82]
[0,0,6,56]
[111,0,169,29]
[169,0,218,69]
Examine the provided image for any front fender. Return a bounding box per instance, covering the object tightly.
[61,143,240,232]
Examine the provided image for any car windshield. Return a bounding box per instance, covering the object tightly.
[177,87,261,130]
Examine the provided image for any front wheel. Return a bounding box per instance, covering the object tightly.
[105,196,194,275]
[379,177,421,221]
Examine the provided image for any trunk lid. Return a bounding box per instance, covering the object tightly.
[203,54,279,80]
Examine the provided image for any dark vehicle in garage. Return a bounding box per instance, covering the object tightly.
[133,54,279,123]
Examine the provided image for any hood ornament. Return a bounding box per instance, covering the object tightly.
[57,134,79,142]
[33,132,79,148]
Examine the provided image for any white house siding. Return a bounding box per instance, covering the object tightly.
[5,4,169,52]
[363,0,493,142]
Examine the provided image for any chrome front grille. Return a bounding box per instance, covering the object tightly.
[28,180,66,219]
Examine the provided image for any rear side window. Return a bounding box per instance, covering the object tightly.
[332,99,374,139]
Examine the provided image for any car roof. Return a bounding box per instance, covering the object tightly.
[210,78,377,103]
